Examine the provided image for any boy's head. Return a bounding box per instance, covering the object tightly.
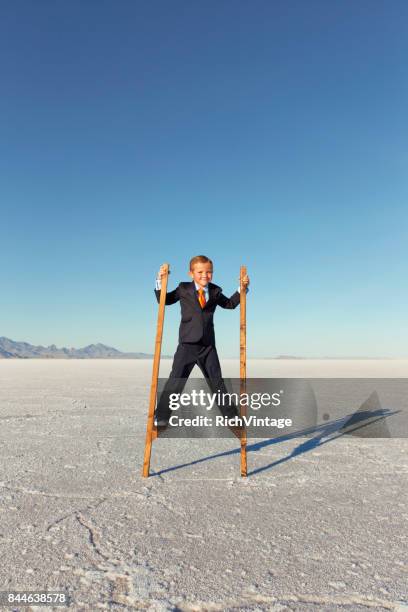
[189,255,213,288]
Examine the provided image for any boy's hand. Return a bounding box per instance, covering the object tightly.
[241,274,250,287]
[157,264,170,279]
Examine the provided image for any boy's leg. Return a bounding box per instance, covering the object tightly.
[155,343,197,421]
[197,346,239,419]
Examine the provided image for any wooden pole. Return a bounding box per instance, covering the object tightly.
[142,263,170,477]
[240,265,248,477]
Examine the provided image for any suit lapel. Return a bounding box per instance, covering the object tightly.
[189,281,203,312]
[205,283,220,308]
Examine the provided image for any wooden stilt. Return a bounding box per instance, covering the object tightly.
[240,265,248,477]
[142,263,170,477]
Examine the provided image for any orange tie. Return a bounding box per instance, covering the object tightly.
[198,288,206,308]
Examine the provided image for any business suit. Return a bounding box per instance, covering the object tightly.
[154,281,240,421]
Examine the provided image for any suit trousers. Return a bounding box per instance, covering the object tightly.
[155,342,238,420]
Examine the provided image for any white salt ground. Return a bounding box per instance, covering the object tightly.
[0,360,407,611]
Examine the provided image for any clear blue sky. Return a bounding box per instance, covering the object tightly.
[1,1,407,358]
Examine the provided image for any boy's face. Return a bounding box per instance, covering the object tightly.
[189,262,213,288]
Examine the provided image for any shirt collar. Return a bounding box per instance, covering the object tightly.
[194,282,209,294]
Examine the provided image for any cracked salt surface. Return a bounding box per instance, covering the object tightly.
[0,359,407,610]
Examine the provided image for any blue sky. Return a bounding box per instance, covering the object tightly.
[1,1,407,357]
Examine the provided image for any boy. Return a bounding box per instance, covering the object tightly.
[153,255,250,426]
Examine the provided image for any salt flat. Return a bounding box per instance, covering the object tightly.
[0,360,407,611]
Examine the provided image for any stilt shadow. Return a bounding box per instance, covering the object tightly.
[149,402,398,478]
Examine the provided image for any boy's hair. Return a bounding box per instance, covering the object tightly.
[189,255,213,271]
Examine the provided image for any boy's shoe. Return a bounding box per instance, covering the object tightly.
[228,423,245,439]
[154,417,169,427]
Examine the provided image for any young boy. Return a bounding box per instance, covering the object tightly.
[154,255,250,426]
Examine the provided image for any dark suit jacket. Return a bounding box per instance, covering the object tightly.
[154,281,240,346]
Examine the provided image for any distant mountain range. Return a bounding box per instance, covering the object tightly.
[0,338,384,360]
[0,337,169,359]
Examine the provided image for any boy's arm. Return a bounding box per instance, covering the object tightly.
[217,291,240,309]
[154,280,180,305]
[217,275,249,309]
